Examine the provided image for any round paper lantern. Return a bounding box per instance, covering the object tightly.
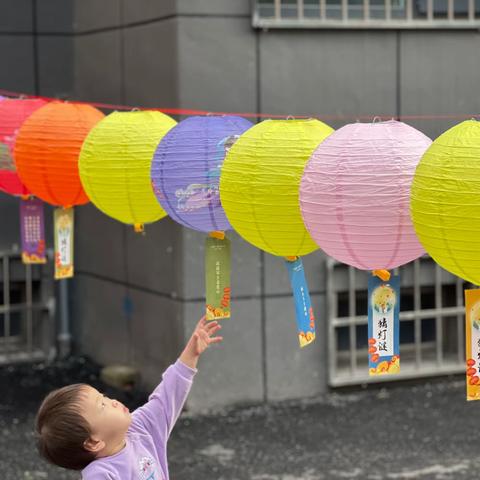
[151,115,253,233]
[220,119,333,257]
[14,101,104,207]
[411,120,480,284]
[79,111,176,228]
[0,98,47,196]
[300,120,431,270]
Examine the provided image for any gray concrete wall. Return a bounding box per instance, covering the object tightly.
[63,2,186,391]
[2,0,480,411]
[0,0,186,393]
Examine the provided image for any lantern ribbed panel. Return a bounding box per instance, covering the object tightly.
[151,115,253,233]
[300,120,430,270]
[0,98,47,196]
[14,102,104,206]
[79,111,176,225]
[411,120,480,284]
[220,119,333,257]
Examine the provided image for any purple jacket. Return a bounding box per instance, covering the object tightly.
[82,360,196,479]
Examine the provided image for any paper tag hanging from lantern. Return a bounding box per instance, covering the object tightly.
[465,289,480,401]
[54,207,74,280]
[20,198,46,264]
[205,235,231,321]
[285,257,316,348]
[368,275,400,376]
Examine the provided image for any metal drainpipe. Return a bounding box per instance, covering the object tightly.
[57,278,71,358]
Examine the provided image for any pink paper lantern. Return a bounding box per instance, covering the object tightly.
[299,120,431,270]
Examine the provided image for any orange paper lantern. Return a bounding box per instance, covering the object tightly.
[14,101,104,206]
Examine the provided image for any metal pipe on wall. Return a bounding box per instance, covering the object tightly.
[57,278,71,358]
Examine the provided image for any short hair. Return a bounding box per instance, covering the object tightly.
[35,384,96,470]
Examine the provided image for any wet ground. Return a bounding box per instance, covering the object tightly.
[1,357,478,480]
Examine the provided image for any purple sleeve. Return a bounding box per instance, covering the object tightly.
[130,360,197,443]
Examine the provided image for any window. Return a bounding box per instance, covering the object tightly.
[0,252,54,364]
[326,257,466,386]
[253,0,480,28]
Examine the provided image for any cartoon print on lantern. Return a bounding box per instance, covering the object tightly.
[174,135,239,213]
[0,132,17,171]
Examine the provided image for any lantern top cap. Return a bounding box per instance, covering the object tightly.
[369,119,398,125]
[344,119,412,128]
[182,114,248,120]
[109,110,166,115]
[265,118,320,124]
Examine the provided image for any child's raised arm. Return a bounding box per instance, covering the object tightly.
[129,317,222,444]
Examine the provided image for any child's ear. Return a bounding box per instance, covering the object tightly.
[84,436,105,453]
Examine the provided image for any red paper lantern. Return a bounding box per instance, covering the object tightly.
[14,101,104,206]
[0,98,47,196]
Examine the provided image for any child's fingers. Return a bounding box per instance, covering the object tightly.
[198,322,221,337]
[207,324,222,336]
[196,315,207,328]
[205,321,220,333]
[209,336,223,344]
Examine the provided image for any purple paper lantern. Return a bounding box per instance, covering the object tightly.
[151,115,253,233]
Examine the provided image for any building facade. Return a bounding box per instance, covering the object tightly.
[0,0,478,411]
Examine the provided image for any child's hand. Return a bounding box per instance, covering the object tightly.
[179,316,223,369]
[192,316,223,355]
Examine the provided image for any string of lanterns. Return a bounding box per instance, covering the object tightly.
[1,92,479,394]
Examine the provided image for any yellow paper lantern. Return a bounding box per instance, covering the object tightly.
[411,120,480,284]
[79,111,176,229]
[220,119,333,257]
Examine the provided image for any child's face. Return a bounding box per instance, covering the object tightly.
[80,386,132,445]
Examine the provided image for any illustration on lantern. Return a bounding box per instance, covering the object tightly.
[174,135,239,213]
[0,131,20,171]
